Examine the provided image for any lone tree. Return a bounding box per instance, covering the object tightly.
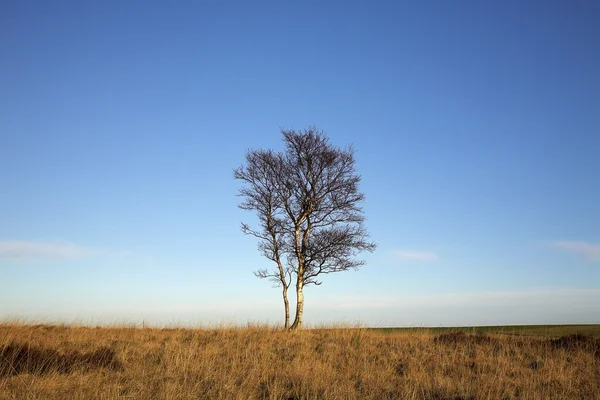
[234,127,376,329]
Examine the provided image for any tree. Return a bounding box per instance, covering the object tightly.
[234,127,376,329]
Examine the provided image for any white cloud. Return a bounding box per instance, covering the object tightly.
[312,288,600,326]
[5,287,598,327]
[321,288,600,310]
[392,250,438,262]
[553,241,600,262]
[0,241,93,261]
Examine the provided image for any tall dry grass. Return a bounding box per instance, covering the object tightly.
[1,322,598,399]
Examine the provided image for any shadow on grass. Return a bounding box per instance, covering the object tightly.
[433,331,600,359]
[0,342,123,377]
[433,331,498,346]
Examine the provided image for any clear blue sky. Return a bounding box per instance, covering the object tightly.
[1,1,598,327]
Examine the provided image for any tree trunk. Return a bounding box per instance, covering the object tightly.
[283,285,290,329]
[290,279,304,330]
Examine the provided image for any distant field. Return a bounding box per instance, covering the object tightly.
[370,324,600,338]
[1,322,599,399]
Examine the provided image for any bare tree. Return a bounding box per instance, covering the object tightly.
[234,150,293,328]
[234,127,376,330]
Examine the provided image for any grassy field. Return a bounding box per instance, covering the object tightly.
[1,323,599,399]
[370,324,600,338]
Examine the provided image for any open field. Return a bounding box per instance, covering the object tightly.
[370,324,600,338]
[1,323,599,399]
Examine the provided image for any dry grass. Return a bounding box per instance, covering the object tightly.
[1,322,599,399]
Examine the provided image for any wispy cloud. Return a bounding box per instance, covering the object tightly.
[553,241,600,262]
[315,288,600,326]
[322,288,600,310]
[392,250,439,262]
[0,241,94,261]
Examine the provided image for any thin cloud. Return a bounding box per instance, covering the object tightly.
[0,241,93,261]
[392,250,439,262]
[315,288,600,326]
[322,288,600,310]
[553,241,600,262]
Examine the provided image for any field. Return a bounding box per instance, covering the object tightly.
[1,323,599,399]
[371,324,600,338]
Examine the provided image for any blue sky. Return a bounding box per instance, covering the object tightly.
[1,1,598,327]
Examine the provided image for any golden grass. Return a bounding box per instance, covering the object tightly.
[1,322,599,399]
